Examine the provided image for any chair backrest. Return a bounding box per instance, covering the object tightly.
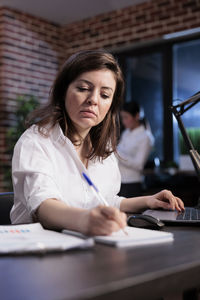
[0,192,14,225]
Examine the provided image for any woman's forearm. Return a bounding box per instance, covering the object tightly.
[36,198,127,236]
[36,198,86,232]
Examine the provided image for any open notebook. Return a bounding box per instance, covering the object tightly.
[0,223,93,254]
[0,223,173,254]
[63,226,174,248]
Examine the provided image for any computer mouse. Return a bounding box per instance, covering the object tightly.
[127,214,165,230]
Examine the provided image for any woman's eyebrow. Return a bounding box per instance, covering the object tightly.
[77,79,113,92]
[76,79,91,85]
[102,86,113,92]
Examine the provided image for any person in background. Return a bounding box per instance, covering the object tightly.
[11,50,184,236]
[117,101,154,198]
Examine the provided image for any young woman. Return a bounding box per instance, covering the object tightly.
[117,101,154,197]
[11,50,184,236]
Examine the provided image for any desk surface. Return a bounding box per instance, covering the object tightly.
[1,226,200,300]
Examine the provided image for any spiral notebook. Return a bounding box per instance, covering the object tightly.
[63,226,174,248]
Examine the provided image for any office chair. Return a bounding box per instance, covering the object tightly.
[0,192,14,225]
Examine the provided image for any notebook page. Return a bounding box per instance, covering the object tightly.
[94,226,174,247]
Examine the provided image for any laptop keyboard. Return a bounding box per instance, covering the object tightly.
[176,207,200,220]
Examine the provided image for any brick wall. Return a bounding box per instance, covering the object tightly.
[62,0,200,57]
[1,0,200,191]
[0,7,64,191]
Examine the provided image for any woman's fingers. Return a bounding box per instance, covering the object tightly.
[163,190,177,210]
[175,196,185,211]
[100,206,127,228]
[84,206,127,236]
[154,190,185,211]
[99,219,124,235]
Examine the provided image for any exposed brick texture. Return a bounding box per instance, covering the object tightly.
[61,0,200,57]
[1,0,200,190]
[0,7,64,190]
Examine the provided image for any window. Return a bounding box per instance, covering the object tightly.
[117,36,200,166]
[173,39,200,162]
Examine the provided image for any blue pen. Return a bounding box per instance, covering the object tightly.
[82,172,109,206]
[82,172,128,235]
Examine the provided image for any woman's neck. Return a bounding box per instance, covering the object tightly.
[66,125,91,167]
[130,123,140,131]
[74,136,90,168]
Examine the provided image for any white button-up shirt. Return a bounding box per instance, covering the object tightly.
[117,125,154,183]
[11,124,123,224]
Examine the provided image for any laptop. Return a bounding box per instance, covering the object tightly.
[143,206,200,225]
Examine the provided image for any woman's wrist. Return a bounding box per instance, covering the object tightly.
[144,195,154,210]
[120,195,150,213]
[75,210,90,235]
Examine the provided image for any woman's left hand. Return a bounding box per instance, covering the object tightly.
[146,189,185,211]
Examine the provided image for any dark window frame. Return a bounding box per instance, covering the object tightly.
[115,33,200,163]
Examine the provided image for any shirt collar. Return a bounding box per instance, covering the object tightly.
[50,123,67,144]
[128,124,145,134]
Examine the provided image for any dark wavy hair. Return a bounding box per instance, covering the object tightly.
[27,49,124,160]
[122,101,140,117]
[122,101,147,128]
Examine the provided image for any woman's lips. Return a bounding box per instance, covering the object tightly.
[80,110,97,117]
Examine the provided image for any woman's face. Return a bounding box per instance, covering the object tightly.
[120,111,139,130]
[65,69,116,137]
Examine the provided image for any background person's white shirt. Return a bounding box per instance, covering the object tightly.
[11,124,123,224]
[117,125,154,183]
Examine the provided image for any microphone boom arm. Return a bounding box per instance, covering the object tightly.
[170,92,200,181]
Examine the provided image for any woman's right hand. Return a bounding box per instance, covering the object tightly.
[78,205,127,236]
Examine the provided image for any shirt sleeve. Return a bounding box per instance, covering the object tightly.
[12,135,63,217]
[110,195,125,209]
